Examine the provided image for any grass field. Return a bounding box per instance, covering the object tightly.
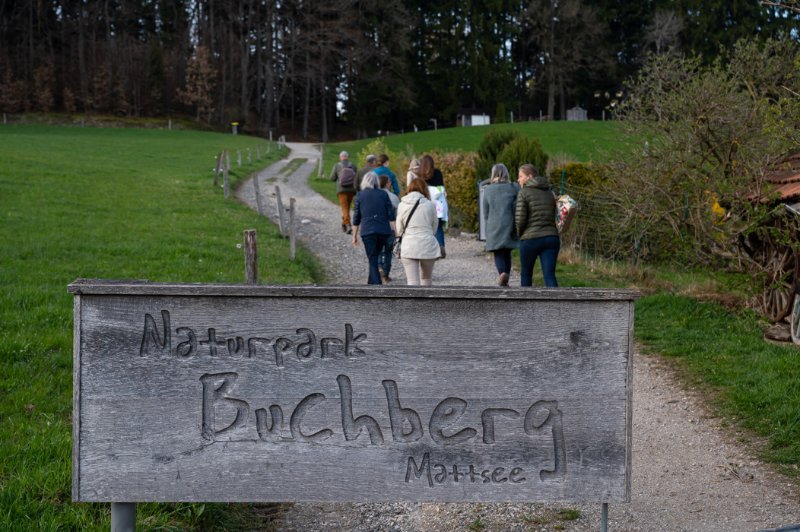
[311,121,624,203]
[0,125,320,529]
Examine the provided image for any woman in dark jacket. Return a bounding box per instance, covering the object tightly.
[482,163,519,286]
[352,172,396,284]
[514,164,560,287]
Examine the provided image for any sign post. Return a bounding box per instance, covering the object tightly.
[70,282,635,527]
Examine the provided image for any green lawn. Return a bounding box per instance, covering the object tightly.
[312,120,623,204]
[0,125,320,529]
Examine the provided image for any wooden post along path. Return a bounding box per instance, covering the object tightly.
[237,149,242,167]
[213,152,223,187]
[243,230,258,284]
[253,175,265,216]
[274,185,288,237]
[289,198,296,260]
[223,165,230,199]
[70,281,636,530]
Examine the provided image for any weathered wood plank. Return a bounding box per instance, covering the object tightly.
[72,284,635,504]
[72,295,82,500]
[68,280,639,301]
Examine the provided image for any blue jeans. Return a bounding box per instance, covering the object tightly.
[435,219,445,247]
[520,235,560,287]
[493,248,512,275]
[378,234,395,277]
[361,233,390,284]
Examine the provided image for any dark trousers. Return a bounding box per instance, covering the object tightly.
[435,219,445,247]
[361,233,390,284]
[378,233,395,277]
[493,248,512,275]
[520,235,560,287]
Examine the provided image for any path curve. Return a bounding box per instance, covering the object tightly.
[237,143,800,531]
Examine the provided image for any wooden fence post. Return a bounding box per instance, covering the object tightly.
[247,148,252,164]
[267,141,271,155]
[254,174,264,216]
[213,152,222,187]
[223,165,230,199]
[318,145,324,177]
[289,198,296,261]
[237,149,242,166]
[275,185,287,237]
[256,144,261,160]
[226,150,231,171]
[243,229,258,285]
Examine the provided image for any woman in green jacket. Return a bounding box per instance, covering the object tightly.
[514,164,560,287]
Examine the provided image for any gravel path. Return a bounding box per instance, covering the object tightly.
[236,143,800,532]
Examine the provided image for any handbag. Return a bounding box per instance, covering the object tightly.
[556,194,579,233]
[394,199,421,259]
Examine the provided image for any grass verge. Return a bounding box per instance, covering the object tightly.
[0,124,320,529]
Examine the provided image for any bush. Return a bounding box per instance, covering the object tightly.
[548,162,606,192]
[475,128,519,180]
[438,151,480,231]
[476,129,548,183]
[497,135,548,180]
[416,150,480,231]
[356,137,402,182]
[547,162,613,256]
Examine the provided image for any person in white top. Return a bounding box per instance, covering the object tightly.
[395,178,441,285]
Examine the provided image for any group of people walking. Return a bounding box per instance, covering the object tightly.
[331,151,559,287]
[482,163,560,287]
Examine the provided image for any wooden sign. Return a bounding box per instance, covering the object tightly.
[69,281,636,504]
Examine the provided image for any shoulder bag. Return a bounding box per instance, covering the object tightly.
[393,199,421,259]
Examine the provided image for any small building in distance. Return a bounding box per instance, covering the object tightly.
[567,106,588,121]
[459,108,491,127]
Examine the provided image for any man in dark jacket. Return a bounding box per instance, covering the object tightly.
[329,150,358,233]
[356,154,379,192]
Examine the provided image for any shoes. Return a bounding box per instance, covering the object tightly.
[439,246,446,259]
[381,274,391,283]
[346,225,352,234]
[341,224,348,233]
[499,272,509,286]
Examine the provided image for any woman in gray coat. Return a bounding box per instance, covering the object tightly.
[481,163,520,286]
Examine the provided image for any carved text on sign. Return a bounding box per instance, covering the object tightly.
[200,372,567,484]
[139,310,367,364]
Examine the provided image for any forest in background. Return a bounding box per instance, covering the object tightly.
[1,0,798,140]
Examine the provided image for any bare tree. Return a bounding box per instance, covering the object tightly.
[643,9,684,55]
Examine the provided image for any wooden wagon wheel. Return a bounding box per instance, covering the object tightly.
[753,232,797,322]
